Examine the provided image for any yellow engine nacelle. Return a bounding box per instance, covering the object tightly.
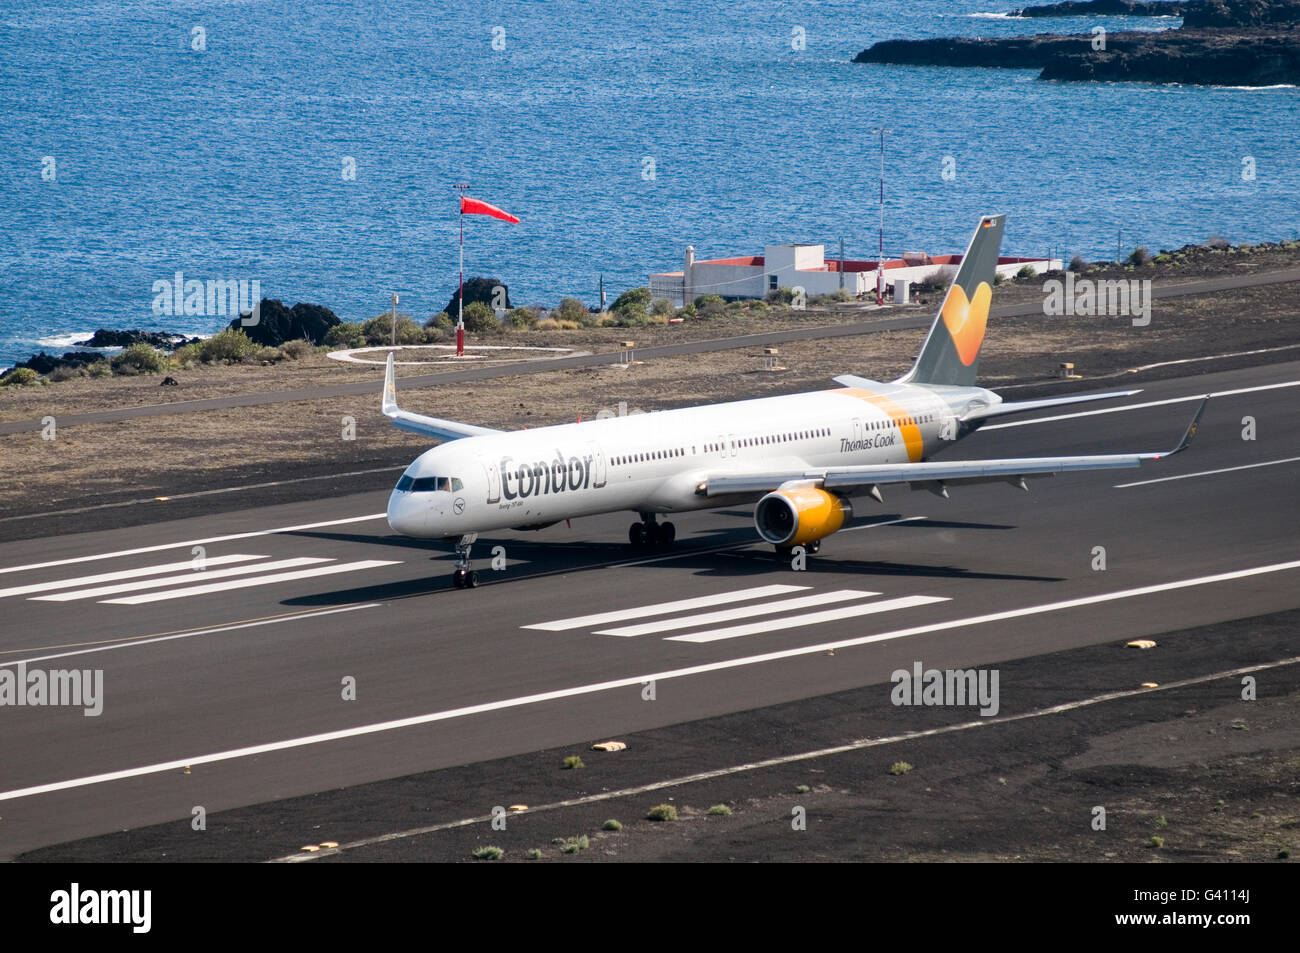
[754,487,852,546]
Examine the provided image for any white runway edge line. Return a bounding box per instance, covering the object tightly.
[0,513,387,576]
[0,554,267,599]
[33,557,332,601]
[980,379,1300,430]
[0,604,382,669]
[594,590,881,637]
[102,560,400,604]
[523,585,809,631]
[1115,455,1300,488]
[274,652,1300,863]
[3,558,1298,804]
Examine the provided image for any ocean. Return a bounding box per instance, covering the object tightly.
[1,0,1297,367]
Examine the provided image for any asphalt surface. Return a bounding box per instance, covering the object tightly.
[0,359,1297,859]
[3,264,1298,437]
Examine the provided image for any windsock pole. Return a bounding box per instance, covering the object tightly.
[456,183,467,357]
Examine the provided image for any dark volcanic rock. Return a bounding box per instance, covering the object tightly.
[440,277,512,320]
[1041,29,1300,82]
[1014,0,1187,16]
[74,329,192,349]
[228,299,341,346]
[1183,0,1300,28]
[15,351,108,375]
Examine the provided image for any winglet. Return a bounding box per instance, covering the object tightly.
[1166,396,1209,457]
[382,351,399,418]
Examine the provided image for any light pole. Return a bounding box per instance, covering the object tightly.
[390,292,399,348]
[872,128,891,306]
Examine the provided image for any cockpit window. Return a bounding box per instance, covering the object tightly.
[395,475,462,493]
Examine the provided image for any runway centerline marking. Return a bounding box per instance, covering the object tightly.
[980,379,1300,430]
[0,513,387,576]
[594,590,881,637]
[522,584,808,631]
[4,558,1298,804]
[1114,455,1300,488]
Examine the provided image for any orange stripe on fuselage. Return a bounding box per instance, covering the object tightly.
[833,388,924,462]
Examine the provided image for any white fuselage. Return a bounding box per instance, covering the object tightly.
[386,380,998,539]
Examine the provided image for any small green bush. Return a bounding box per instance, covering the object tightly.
[1016,264,1038,279]
[707,804,732,816]
[112,342,167,374]
[279,338,315,360]
[1,367,41,386]
[1128,246,1152,267]
[462,301,500,334]
[889,762,913,776]
[87,360,113,378]
[1069,254,1087,272]
[602,819,622,831]
[506,307,539,330]
[555,297,588,324]
[48,365,83,382]
[1148,836,1164,849]
[170,341,202,365]
[324,322,365,349]
[199,327,258,363]
[609,286,651,315]
[646,804,677,822]
[471,845,504,860]
[649,297,675,316]
[421,325,443,344]
[562,755,584,770]
[253,346,284,364]
[361,313,424,345]
[525,848,543,860]
[765,286,795,305]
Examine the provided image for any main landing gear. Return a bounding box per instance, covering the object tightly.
[629,513,675,547]
[451,532,480,588]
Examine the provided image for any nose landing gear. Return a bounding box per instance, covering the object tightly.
[450,533,480,589]
[629,513,675,547]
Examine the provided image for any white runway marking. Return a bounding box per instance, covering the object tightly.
[981,379,1300,430]
[32,557,332,601]
[665,595,950,643]
[0,513,387,576]
[523,584,808,631]
[1114,455,1300,488]
[0,554,265,598]
[3,559,1298,804]
[100,560,401,604]
[594,590,880,637]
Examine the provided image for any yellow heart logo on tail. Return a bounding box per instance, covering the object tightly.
[940,281,992,366]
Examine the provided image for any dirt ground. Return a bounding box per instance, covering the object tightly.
[2,242,1299,516]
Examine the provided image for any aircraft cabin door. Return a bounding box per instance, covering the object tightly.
[587,443,607,488]
[480,457,500,503]
[727,434,738,457]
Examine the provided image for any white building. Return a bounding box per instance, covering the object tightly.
[650,243,1060,306]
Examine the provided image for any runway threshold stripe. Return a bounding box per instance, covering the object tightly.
[981,379,1300,430]
[4,558,1299,804]
[32,557,332,601]
[100,560,401,604]
[273,652,1300,863]
[0,513,387,576]
[595,590,881,637]
[1114,455,1300,488]
[523,585,809,631]
[665,595,950,643]
[0,554,267,598]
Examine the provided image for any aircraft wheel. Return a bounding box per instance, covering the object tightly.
[806,539,821,555]
[629,522,648,546]
[659,521,676,545]
[452,569,466,588]
[466,570,480,588]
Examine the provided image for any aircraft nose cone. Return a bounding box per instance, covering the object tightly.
[387,491,425,536]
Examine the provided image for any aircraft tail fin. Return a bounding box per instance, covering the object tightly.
[897,214,1005,388]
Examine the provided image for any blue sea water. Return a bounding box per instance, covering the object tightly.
[1,0,1297,367]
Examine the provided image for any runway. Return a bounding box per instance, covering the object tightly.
[1,359,1297,859]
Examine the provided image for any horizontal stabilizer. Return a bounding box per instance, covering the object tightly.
[960,389,1142,423]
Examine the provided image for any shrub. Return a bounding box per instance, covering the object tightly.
[427,312,453,331]
[889,761,913,776]
[692,294,725,317]
[279,338,314,360]
[112,342,167,374]
[1128,246,1152,267]
[525,848,543,860]
[555,297,587,324]
[646,804,677,822]
[1069,254,1087,272]
[361,313,424,345]
[171,341,202,365]
[647,314,669,325]
[679,303,698,320]
[324,322,365,349]
[615,308,647,327]
[596,313,620,327]
[535,318,561,331]
[609,286,651,315]
[421,325,444,344]
[49,364,84,382]
[506,307,539,330]
[707,804,732,816]
[199,327,259,363]
[87,360,113,378]
[462,301,500,334]
[471,846,503,860]
[560,835,589,853]
[765,286,795,305]
[649,297,675,316]
[253,346,284,364]
[1016,264,1037,279]
[1,367,41,386]
[1148,836,1164,849]
[602,819,622,831]
[562,755,584,770]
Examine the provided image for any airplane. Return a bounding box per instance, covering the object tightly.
[382,214,1207,588]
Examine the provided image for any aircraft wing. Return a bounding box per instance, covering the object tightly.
[381,352,502,442]
[700,397,1207,498]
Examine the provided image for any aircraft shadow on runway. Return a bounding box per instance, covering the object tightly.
[279,517,1055,606]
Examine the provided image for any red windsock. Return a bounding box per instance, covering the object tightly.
[460,196,520,223]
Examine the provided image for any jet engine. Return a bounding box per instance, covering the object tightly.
[754,486,852,547]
